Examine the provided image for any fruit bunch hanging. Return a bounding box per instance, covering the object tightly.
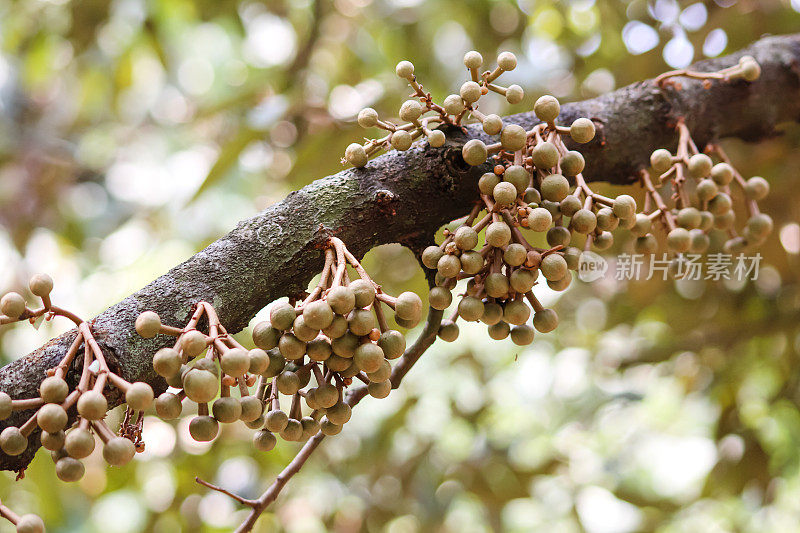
[138,237,422,449]
[0,275,154,485]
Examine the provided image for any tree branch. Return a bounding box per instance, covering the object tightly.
[1,33,800,471]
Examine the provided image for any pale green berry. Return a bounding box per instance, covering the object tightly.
[437,320,459,342]
[391,130,412,151]
[460,81,482,104]
[533,309,558,333]
[462,139,488,166]
[500,124,526,151]
[710,162,733,185]
[744,176,769,200]
[485,272,510,298]
[135,311,161,339]
[458,296,484,322]
[611,195,636,219]
[395,60,414,79]
[506,84,524,104]
[463,51,483,69]
[345,143,368,167]
[503,165,529,194]
[667,228,691,253]
[399,100,423,122]
[650,149,673,174]
[443,94,465,115]
[541,174,570,202]
[688,154,713,178]
[454,225,479,250]
[497,51,517,71]
[437,254,462,278]
[479,172,501,196]
[504,243,527,266]
[428,129,446,147]
[528,207,553,232]
[422,245,445,269]
[532,142,559,169]
[696,179,719,202]
[540,254,567,281]
[596,207,619,231]
[570,209,597,234]
[483,114,503,135]
[559,195,581,217]
[485,221,511,247]
[357,108,379,128]
[561,151,585,176]
[510,325,535,345]
[569,118,595,143]
[493,182,518,206]
[534,95,560,122]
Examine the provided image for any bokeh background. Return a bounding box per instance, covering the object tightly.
[1,0,800,531]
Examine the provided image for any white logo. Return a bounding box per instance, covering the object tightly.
[578,251,608,282]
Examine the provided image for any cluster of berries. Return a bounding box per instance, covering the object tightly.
[343,50,525,167]
[0,275,153,485]
[139,237,422,450]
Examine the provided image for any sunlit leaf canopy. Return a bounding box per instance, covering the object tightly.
[1,0,800,531]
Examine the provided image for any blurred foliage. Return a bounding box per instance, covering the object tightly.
[1,0,800,532]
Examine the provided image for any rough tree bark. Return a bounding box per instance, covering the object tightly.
[1,33,799,471]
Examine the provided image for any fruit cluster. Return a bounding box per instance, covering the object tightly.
[0,498,44,533]
[343,51,525,167]
[0,275,154,484]
[643,120,771,255]
[139,237,422,450]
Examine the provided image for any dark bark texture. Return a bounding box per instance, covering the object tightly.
[1,33,800,471]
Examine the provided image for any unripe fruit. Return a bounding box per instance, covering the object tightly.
[281,419,303,441]
[323,315,348,340]
[503,165,529,194]
[708,193,732,215]
[650,149,673,174]
[483,114,503,135]
[212,397,242,423]
[77,390,108,421]
[354,343,384,373]
[378,330,406,359]
[263,349,286,378]
[504,244,527,267]
[332,332,359,358]
[629,213,652,237]
[0,427,27,455]
[0,392,10,420]
[612,195,637,219]
[689,229,710,253]
[596,207,619,232]
[510,268,537,293]
[570,209,597,234]
[709,162,733,185]
[497,51,517,71]
[0,292,25,319]
[357,108,378,128]
[124,382,153,412]
[548,270,572,291]
[696,179,718,202]
[65,428,95,459]
[525,207,551,233]
[347,308,374,336]
[240,396,264,422]
[399,100,422,122]
[367,359,392,383]
[460,251,483,275]
[155,392,182,420]
[135,311,161,338]
[368,380,392,399]
[739,56,761,81]
[532,142,559,169]
[443,94,465,115]
[488,321,510,340]
[269,302,297,331]
[546,226,571,247]
[183,370,218,404]
[746,213,773,238]
[56,456,85,482]
[561,151,585,176]
[594,231,614,250]
[714,210,736,230]
[485,272,510,298]
[493,181,517,206]
[247,348,269,375]
[263,410,289,434]
[327,286,356,315]
[40,376,69,404]
[570,118,595,143]
[292,315,318,342]
[350,279,376,308]
[303,300,334,331]
[151,347,181,378]
[506,85,524,104]
[307,337,332,362]
[391,130,412,151]
[676,207,702,229]
[563,247,581,270]
[463,50,483,69]
[188,416,219,443]
[28,273,54,297]
[422,246,445,270]
[320,417,342,436]
[276,371,301,395]
[429,286,452,311]
[510,325,535,345]
[181,330,207,358]
[428,129,446,147]
[395,60,414,79]
[479,173,501,196]
[687,154,713,178]
[454,226,479,251]
[345,143,368,167]
[278,333,306,360]
[38,403,67,433]
[744,176,769,200]
[485,221,512,247]
[40,429,65,451]
[436,254,461,279]
[253,430,277,452]
[500,124,526,151]
[559,195,581,217]
[503,299,530,326]
[541,174,570,202]
[326,401,352,426]
[462,139,488,166]
[16,514,45,533]
[534,95,560,122]
[477,302,501,326]
[460,81,482,104]
[540,254,568,281]
[457,296,484,322]
[103,436,136,465]
[533,309,559,333]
